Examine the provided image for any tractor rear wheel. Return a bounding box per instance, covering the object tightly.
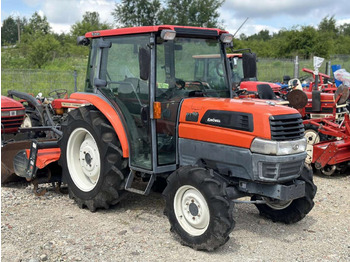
[59,106,129,211]
[252,165,317,224]
[163,166,235,251]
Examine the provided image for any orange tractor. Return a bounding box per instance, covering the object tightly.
[7,25,316,250]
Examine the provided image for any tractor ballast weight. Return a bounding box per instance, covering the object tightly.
[11,25,316,251]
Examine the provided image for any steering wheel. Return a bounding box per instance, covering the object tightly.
[48,89,68,99]
[190,81,207,91]
[175,79,186,90]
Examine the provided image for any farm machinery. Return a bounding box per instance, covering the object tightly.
[303,85,350,175]
[2,25,317,251]
[1,89,88,186]
[1,95,25,134]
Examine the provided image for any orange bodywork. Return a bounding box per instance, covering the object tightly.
[26,148,61,169]
[70,93,129,157]
[179,98,299,148]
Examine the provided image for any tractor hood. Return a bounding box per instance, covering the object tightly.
[1,96,24,110]
[178,97,303,149]
[240,81,281,92]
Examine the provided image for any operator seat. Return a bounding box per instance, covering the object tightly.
[257,84,277,100]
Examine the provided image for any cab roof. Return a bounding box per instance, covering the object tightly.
[85,25,228,38]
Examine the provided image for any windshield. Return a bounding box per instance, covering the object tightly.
[156,37,229,99]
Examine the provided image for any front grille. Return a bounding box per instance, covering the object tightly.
[1,115,25,129]
[270,113,304,141]
[259,160,303,182]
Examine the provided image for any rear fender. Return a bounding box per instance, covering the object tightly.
[70,92,129,157]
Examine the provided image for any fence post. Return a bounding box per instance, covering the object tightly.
[293,56,299,79]
[326,60,331,76]
[74,70,77,92]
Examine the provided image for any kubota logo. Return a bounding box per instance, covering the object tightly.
[207,118,221,123]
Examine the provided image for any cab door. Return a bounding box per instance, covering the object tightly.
[97,34,154,171]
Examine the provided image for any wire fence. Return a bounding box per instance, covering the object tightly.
[2,55,349,96]
[1,69,86,97]
[258,55,350,82]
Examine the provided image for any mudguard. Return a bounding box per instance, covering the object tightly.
[69,92,129,157]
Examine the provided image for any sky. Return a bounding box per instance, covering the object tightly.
[1,0,350,37]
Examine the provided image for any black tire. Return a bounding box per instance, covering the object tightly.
[163,166,235,251]
[252,165,317,224]
[58,106,129,212]
[21,110,45,138]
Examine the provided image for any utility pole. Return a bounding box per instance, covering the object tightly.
[17,18,21,44]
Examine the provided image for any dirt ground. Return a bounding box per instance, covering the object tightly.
[1,170,350,262]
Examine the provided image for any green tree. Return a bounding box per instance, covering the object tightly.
[112,0,162,27]
[113,0,223,28]
[339,23,350,36]
[1,16,18,45]
[161,0,224,27]
[71,11,110,36]
[28,34,60,68]
[25,12,51,35]
[318,15,337,34]
[247,29,271,41]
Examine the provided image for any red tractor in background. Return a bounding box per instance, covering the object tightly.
[4,25,317,251]
[1,95,25,134]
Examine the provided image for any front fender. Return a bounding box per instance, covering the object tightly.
[70,92,129,158]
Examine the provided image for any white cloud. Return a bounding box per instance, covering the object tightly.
[40,0,116,33]
[223,0,337,18]
[220,0,350,36]
[337,18,350,26]
[50,23,72,34]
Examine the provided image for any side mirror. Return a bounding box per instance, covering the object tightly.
[77,36,90,46]
[139,47,150,81]
[242,52,257,79]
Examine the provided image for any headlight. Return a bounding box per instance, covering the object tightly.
[250,137,306,155]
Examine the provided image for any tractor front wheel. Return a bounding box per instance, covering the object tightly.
[163,166,235,251]
[59,106,129,211]
[252,165,317,224]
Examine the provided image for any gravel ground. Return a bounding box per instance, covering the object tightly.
[1,170,350,262]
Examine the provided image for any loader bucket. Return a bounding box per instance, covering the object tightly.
[1,141,31,184]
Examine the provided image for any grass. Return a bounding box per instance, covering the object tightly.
[1,55,88,97]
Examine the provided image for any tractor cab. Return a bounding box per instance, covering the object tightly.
[79,26,233,174]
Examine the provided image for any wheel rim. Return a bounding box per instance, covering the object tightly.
[321,165,336,176]
[67,127,101,192]
[174,185,210,236]
[304,129,320,164]
[263,197,292,210]
[21,114,32,128]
